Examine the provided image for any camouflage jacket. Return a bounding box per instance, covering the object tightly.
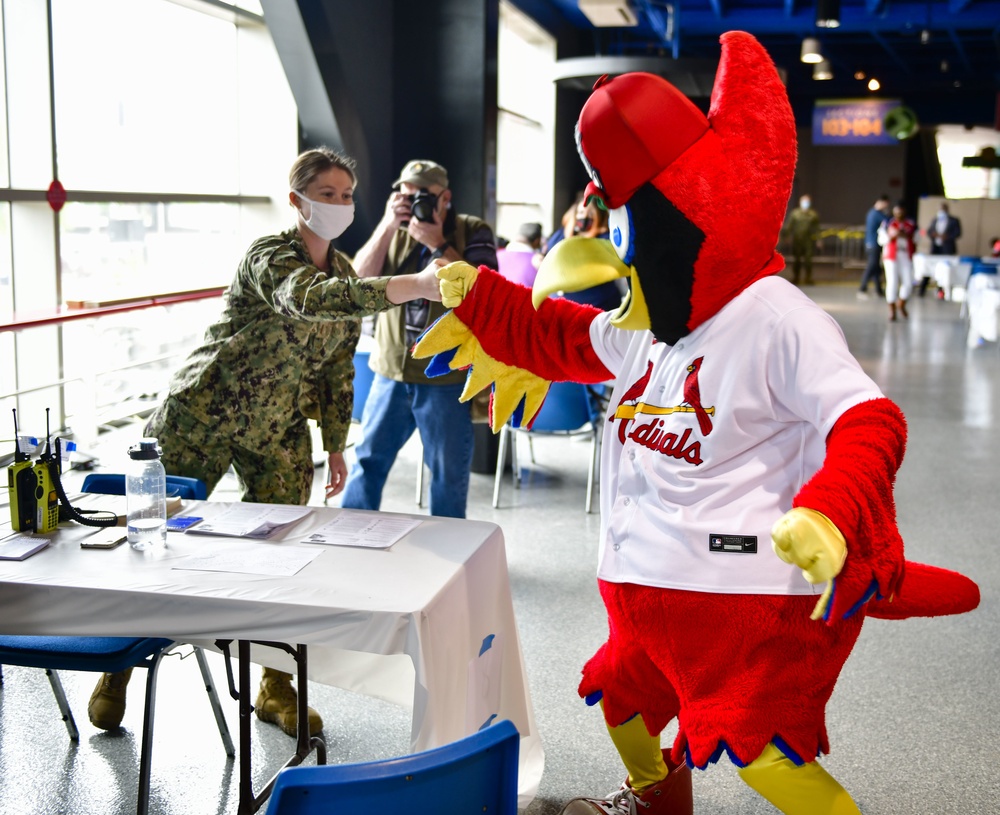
[164,228,392,455]
[786,207,820,241]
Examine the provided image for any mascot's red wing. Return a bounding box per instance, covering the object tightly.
[452,267,613,384]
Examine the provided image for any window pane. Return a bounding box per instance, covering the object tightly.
[60,201,242,304]
[0,204,11,320]
[51,0,240,194]
[61,297,223,445]
[0,9,9,189]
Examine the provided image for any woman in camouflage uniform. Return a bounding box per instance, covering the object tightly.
[87,147,443,739]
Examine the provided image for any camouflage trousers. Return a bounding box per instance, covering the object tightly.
[144,397,314,505]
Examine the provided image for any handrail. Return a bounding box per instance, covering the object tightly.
[0,287,226,333]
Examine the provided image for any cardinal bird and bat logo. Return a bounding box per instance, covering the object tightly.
[610,356,714,465]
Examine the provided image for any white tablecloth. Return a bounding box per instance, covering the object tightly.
[0,503,543,805]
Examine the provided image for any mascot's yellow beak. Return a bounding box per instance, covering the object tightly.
[531,236,651,331]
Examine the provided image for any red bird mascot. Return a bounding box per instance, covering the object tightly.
[414,32,979,815]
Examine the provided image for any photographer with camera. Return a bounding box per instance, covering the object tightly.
[345,160,497,518]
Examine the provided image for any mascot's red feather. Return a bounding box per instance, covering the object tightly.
[414,31,979,814]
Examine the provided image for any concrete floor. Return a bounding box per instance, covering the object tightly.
[1,279,998,814]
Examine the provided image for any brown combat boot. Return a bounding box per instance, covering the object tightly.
[254,667,323,737]
[88,669,134,730]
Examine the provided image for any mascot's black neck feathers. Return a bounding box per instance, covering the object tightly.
[630,184,706,346]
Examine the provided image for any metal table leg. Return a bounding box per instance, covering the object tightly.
[220,640,326,815]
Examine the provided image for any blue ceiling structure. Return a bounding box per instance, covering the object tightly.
[508,0,1000,126]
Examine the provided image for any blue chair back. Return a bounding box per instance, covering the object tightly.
[353,349,375,422]
[529,381,593,432]
[81,473,208,500]
[496,249,538,288]
[265,719,520,815]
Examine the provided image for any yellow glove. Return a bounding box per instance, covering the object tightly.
[771,507,848,620]
[436,261,479,308]
[412,311,550,432]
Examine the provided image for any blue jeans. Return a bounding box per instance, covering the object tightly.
[341,375,474,518]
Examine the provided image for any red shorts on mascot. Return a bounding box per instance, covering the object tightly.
[414,31,979,815]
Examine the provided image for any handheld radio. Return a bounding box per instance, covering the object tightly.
[7,409,37,532]
[33,409,60,534]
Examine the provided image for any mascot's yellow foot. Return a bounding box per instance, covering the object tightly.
[560,757,693,815]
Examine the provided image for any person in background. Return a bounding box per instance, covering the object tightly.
[506,221,543,253]
[543,191,586,255]
[919,202,962,296]
[858,194,890,300]
[784,194,821,286]
[880,200,917,321]
[342,159,498,519]
[86,147,444,740]
[506,221,544,268]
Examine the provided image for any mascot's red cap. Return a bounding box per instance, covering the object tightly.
[576,32,797,335]
[578,73,710,210]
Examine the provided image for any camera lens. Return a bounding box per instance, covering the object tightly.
[410,190,438,223]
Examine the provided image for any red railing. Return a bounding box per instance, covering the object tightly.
[0,287,226,333]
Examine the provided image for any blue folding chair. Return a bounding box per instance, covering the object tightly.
[352,348,375,423]
[493,381,603,513]
[80,472,208,500]
[264,719,520,815]
[0,472,232,813]
[0,636,234,815]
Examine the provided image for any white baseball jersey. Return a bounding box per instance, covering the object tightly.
[589,275,885,595]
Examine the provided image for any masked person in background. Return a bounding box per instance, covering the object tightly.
[919,202,962,296]
[86,147,445,739]
[341,160,498,519]
[784,195,821,286]
[879,201,917,322]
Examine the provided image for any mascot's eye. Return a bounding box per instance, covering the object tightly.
[608,204,635,265]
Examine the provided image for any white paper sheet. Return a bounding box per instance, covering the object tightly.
[300,511,420,549]
[186,503,311,539]
[172,544,322,576]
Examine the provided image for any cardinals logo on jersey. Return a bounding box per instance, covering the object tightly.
[610,356,715,464]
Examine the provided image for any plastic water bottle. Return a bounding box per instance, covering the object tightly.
[126,438,167,551]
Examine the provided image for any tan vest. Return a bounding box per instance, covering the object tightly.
[370,215,479,386]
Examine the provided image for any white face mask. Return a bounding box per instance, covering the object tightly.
[294,191,355,240]
[800,199,811,210]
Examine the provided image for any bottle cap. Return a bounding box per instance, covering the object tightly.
[128,437,162,461]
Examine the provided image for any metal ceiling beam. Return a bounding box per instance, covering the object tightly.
[625,5,1000,36]
[708,0,724,19]
[865,0,887,13]
[948,0,974,11]
[870,29,913,75]
[947,28,975,74]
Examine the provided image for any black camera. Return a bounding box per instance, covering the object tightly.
[408,189,439,223]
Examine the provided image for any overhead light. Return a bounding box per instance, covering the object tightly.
[868,78,880,91]
[920,29,931,45]
[854,70,866,80]
[813,60,833,80]
[578,0,638,27]
[801,38,823,64]
[816,0,840,28]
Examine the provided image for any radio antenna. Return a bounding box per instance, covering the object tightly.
[43,407,52,460]
[12,408,28,462]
